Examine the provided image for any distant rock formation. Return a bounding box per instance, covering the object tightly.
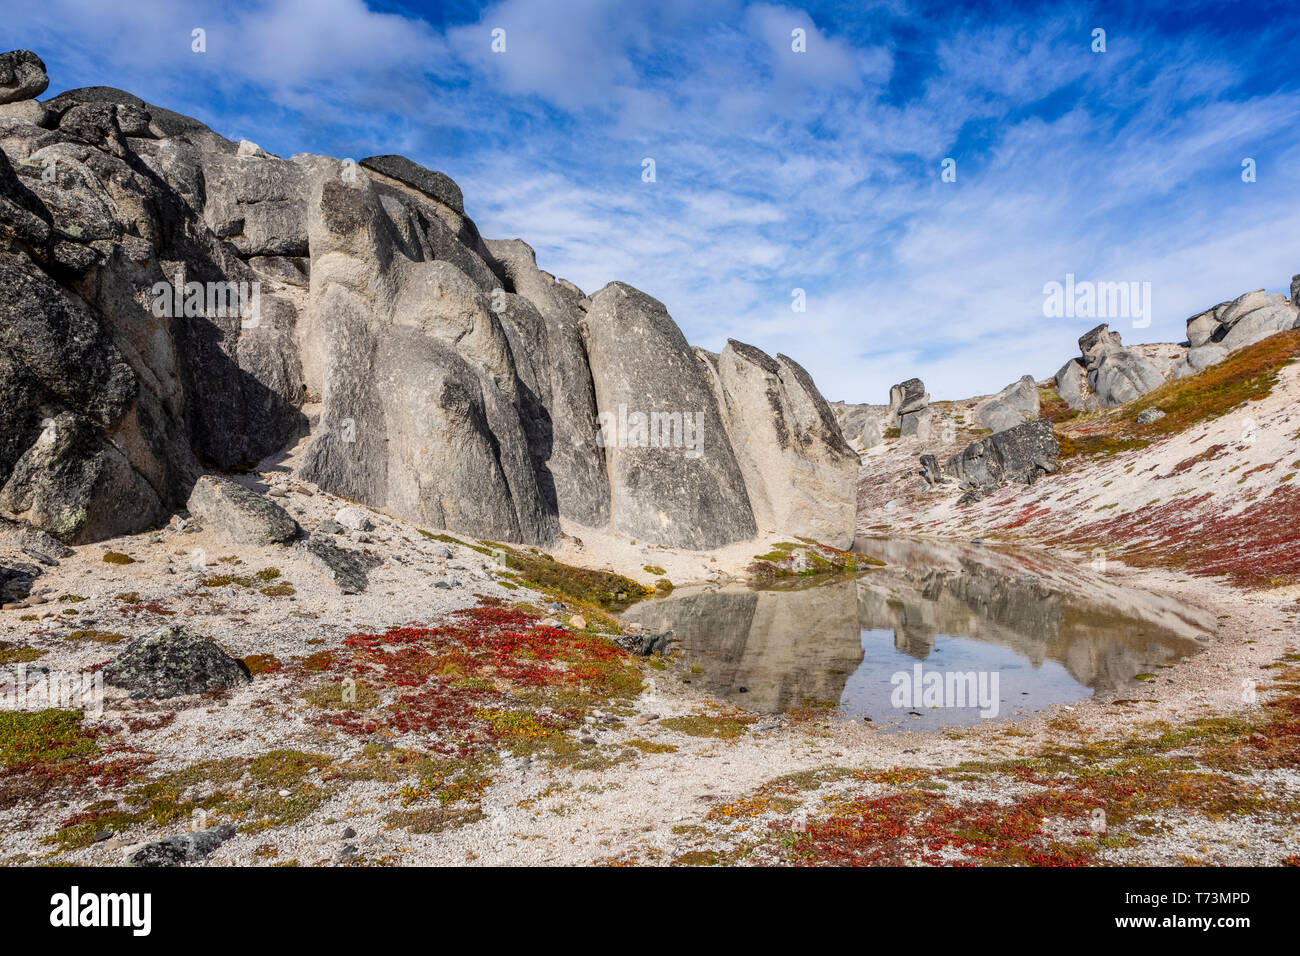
[0,50,857,550]
[1052,280,1300,410]
[1055,323,1163,410]
[942,418,1060,502]
[889,377,931,437]
[1173,288,1299,378]
[973,374,1040,434]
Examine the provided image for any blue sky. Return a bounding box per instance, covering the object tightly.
[3,0,1299,402]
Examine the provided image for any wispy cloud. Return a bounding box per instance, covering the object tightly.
[4,0,1298,401]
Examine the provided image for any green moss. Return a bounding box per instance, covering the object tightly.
[302,680,379,710]
[102,552,134,565]
[659,715,753,739]
[385,804,484,834]
[0,642,47,664]
[642,565,667,576]
[0,709,96,769]
[495,544,651,611]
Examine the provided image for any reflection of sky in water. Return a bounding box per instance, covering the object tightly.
[842,629,1092,732]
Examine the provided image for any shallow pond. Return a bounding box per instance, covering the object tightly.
[621,536,1217,731]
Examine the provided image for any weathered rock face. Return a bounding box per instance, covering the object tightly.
[296,174,559,544]
[1175,288,1300,375]
[1053,324,1162,410]
[103,625,252,699]
[943,418,1060,500]
[709,340,858,548]
[974,375,1040,434]
[0,78,308,542]
[581,283,756,549]
[483,238,610,529]
[889,377,929,434]
[829,402,883,451]
[0,52,856,551]
[0,51,48,104]
[1089,346,1164,406]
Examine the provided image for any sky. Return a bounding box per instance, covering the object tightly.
[3,0,1299,402]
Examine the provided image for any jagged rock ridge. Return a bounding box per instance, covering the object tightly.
[0,51,857,549]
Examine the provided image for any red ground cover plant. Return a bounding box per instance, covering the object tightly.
[314,603,639,756]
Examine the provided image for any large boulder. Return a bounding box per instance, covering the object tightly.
[0,51,48,105]
[186,475,299,545]
[974,374,1040,433]
[581,282,756,549]
[1185,308,1220,348]
[710,340,857,548]
[294,534,381,594]
[359,154,464,214]
[1078,323,1123,364]
[128,824,237,867]
[1054,359,1088,410]
[943,418,1060,499]
[1219,303,1298,352]
[1088,347,1163,407]
[103,625,252,699]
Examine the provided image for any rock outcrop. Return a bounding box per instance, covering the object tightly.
[889,378,931,437]
[707,340,859,548]
[1055,324,1162,409]
[186,475,299,546]
[1172,289,1299,377]
[581,283,756,549]
[973,375,1040,434]
[0,51,857,551]
[943,418,1060,501]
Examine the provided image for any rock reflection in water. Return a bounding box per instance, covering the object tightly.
[620,537,1216,729]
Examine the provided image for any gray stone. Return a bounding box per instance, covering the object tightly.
[709,340,857,547]
[104,625,252,699]
[581,282,756,549]
[16,527,74,565]
[1078,323,1122,364]
[1217,289,1280,329]
[1136,408,1166,424]
[943,419,1060,498]
[1219,303,1298,352]
[899,406,931,438]
[974,375,1040,434]
[128,823,237,866]
[919,453,943,485]
[334,505,372,532]
[186,475,300,546]
[1186,343,1229,371]
[1291,274,1300,306]
[1054,359,1088,410]
[294,534,382,594]
[1185,308,1220,348]
[359,155,464,214]
[484,238,610,529]
[889,378,928,421]
[0,51,49,105]
[1088,348,1163,407]
[200,151,311,256]
[297,178,558,545]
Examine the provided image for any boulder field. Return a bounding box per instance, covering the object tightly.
[0,51,858,551]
